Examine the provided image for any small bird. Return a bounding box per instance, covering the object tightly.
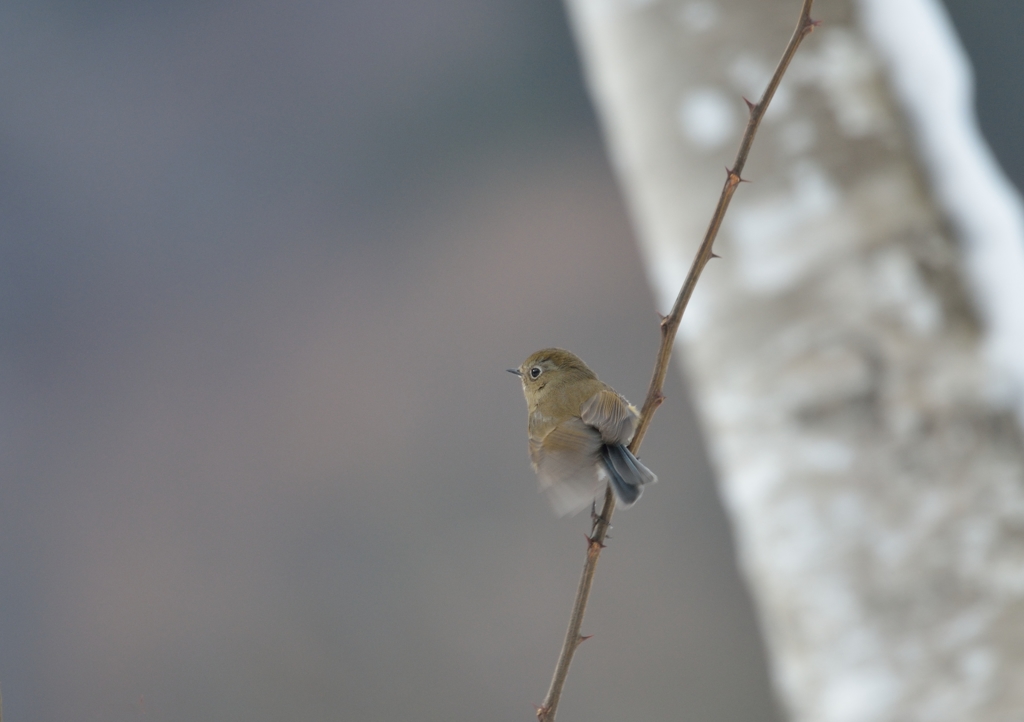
[509,348,657,516]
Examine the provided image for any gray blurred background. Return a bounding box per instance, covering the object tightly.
[0,1,1018,720]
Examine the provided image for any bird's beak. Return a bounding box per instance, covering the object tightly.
[507,368,522,377]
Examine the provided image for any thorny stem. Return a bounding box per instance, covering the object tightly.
[536,3,818,720]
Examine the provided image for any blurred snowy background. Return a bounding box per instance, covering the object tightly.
[0,1,1018,720]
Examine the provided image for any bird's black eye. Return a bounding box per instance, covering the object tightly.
[530,366,542,379]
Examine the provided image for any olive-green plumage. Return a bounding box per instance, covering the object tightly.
[510,348,656,515]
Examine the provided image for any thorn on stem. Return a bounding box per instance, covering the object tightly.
[743,96,756,114]
[578,634,594,645]
[710,252,722,260]
[585,534,607,550]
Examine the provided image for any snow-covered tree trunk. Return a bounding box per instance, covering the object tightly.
[563,0,1024,720]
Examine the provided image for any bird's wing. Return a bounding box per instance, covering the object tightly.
[532,417,605,516]
[579,388,639,445]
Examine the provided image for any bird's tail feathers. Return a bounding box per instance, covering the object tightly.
[601,444,657,508]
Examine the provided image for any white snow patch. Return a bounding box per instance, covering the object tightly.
[797,437,854,472]
[870,247,943,336]
[677,1,719,33]
[959,647,996,685]
[721,450,784,513]
[768,497,830,576]
[795,28,891,138]
[677,88,738,150]
[820,667,901,722]
[729,160,845,293]
[858,0,1024,426]
[704,387,755,425]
